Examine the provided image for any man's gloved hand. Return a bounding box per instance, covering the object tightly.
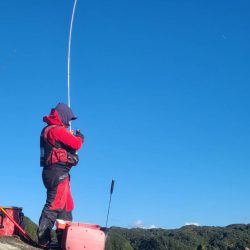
[75,129,84,140]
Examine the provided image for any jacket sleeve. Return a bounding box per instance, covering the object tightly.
[49,126,83,150]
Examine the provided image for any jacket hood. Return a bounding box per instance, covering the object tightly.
[55,102,77,126]
[43,102,77,126]
[43,109,64,126]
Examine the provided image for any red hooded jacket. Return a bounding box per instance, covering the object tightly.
[41,109,83,167]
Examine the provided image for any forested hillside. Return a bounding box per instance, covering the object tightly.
[16,217,250,249]
[105,224,250,250]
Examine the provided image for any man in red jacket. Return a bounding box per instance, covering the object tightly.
[37,102,84,246]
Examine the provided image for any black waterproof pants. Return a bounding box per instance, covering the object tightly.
[37,165,72,246]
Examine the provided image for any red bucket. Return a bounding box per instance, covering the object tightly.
[0,206,23,236]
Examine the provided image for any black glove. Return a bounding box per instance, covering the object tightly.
[75,129,84,140]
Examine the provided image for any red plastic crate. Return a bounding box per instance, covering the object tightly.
[0,206,23,236]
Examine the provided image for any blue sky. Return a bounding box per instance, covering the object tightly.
[0,0,250,229]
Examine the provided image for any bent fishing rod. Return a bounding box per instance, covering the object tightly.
[67,0,78,130]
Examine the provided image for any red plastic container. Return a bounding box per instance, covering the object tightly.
[57,220,106,250]
[0,206,23,236]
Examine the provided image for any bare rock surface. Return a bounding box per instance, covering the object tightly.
[0,236,40,250]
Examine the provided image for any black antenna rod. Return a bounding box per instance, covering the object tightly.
[105,179,115,228]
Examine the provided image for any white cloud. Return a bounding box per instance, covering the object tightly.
[148,224,157,229]
[132,220,144,228]
[185,222,200,226]
[131,220,158,229]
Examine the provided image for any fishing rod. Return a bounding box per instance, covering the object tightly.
[105,179,115,228]
[67,0,78,130]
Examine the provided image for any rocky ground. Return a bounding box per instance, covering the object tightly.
[0,236,40,250]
